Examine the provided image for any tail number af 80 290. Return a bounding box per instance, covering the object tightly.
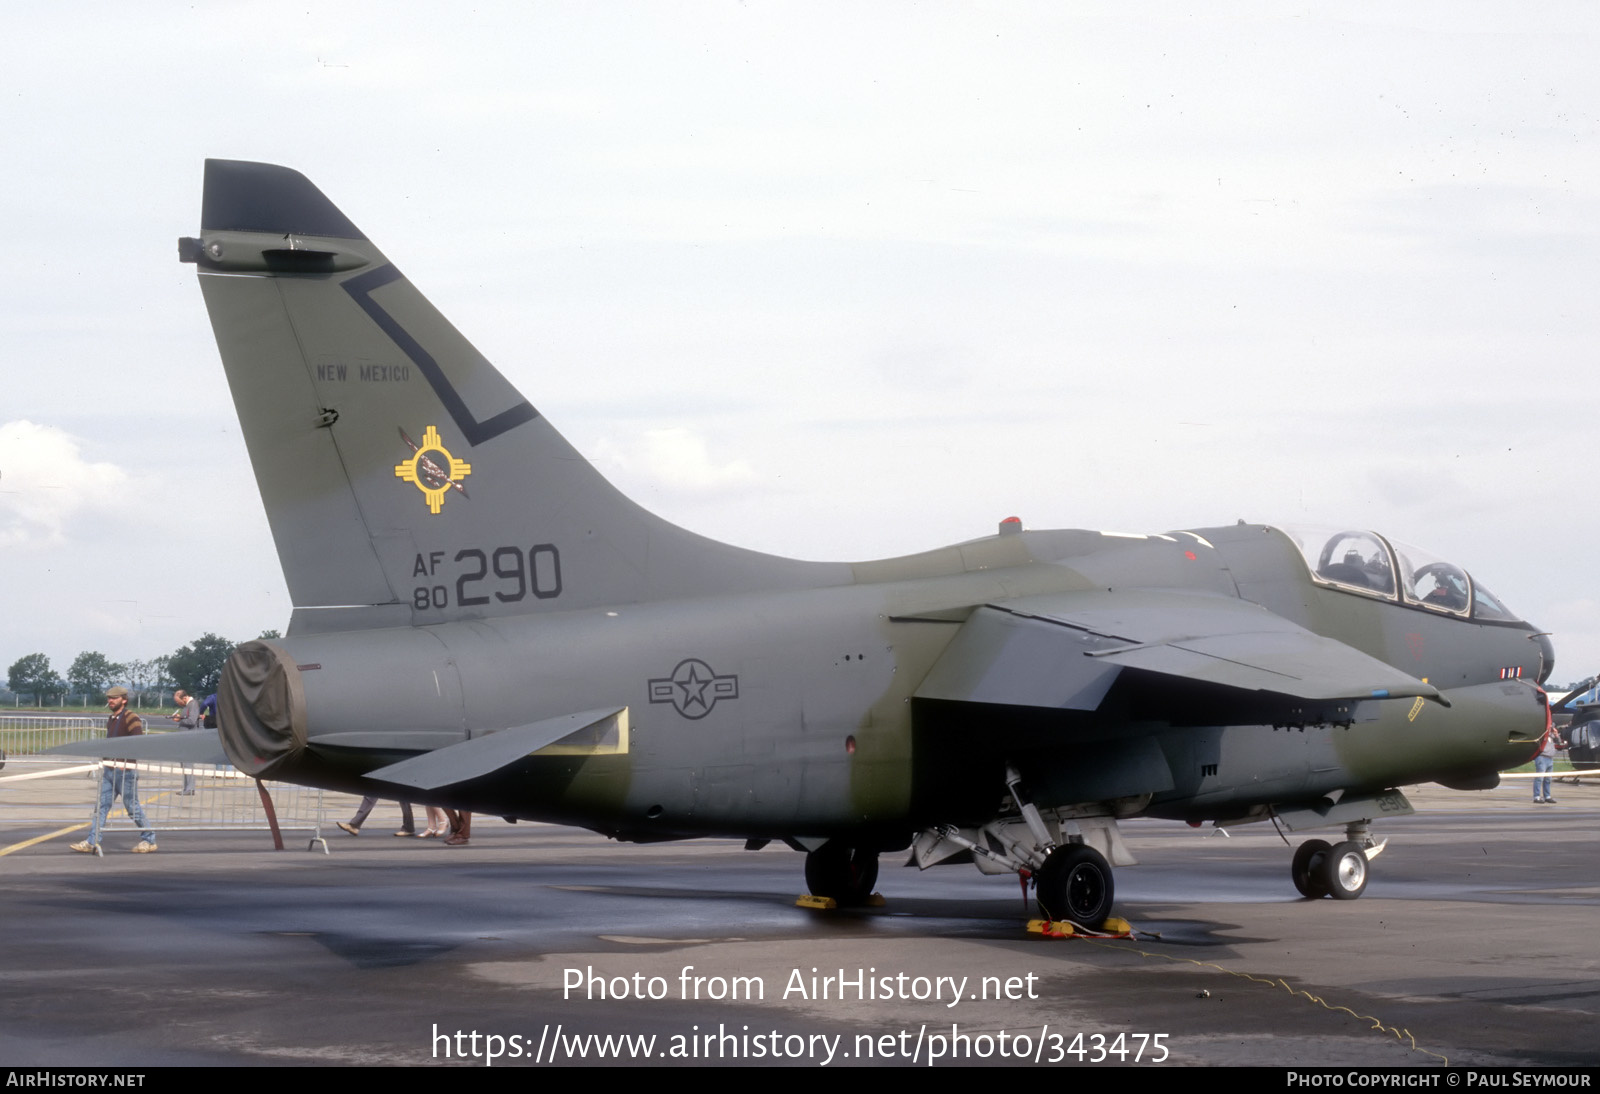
[411,545,562,611]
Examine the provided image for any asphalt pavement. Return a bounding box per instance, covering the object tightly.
[2,778,1596,1067]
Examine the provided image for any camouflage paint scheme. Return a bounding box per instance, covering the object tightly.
[122,161,1556,920]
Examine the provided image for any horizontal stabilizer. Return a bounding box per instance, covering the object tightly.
[46,730,231,766]
[363,708,625,790]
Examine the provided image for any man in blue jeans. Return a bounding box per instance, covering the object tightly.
[1533,723,1560,804]
[70,687,157,854]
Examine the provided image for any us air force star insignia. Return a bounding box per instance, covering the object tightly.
[395,425,471,515]
[647,659,740,720]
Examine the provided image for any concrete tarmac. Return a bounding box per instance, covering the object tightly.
[2,779,1597,1067]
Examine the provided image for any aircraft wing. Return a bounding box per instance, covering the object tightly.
[915,589,1440,723]
[362,708,626,790]
[45,730,231,765]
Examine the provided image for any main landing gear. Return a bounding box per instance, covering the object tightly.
[1033,843,1116,926]
[804,841,880,906]
[910,765,1127,930]
[1291,822,1381,900]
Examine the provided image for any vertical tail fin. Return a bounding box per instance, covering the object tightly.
[182,160,840,633]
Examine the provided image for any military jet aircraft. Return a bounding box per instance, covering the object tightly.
[71,160,1555,928]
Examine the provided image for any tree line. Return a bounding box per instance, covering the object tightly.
[5,631,280,708]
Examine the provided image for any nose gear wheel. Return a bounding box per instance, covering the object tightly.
[1291,839,1331,899]
[1321,840,1369,899]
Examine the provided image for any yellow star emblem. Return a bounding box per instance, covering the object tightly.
[394,425,471,515]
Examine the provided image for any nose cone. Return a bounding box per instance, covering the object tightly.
[1535,632,1555,684]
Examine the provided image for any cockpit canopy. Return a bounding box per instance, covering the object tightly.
[1276,525,1519,622]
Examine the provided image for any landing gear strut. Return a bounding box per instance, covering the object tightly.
[805,842,879,905]
[1291,822,1379,900]
[912,765,1131,930]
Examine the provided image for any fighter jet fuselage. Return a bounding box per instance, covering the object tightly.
[143,161,1554,926]
[229,519,1543,842]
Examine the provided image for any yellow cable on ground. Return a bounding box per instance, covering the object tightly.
[1084,936,1448,1066]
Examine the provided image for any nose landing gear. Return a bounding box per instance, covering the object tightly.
[1291,822,1381,900]
[1290,838,1332,899]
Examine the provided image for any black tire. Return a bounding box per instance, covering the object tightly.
[805,842,880,905]
[1319,840,1369,900]
[1034,844,1115,928]
[1291,839,1332,899]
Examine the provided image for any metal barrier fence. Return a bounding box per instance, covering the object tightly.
[0,715,104,757]
[0,714,106,726]
[0,758,329,855]
[0,713,102,725]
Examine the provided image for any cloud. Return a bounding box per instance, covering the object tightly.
[592,427,758,496]
[0,421,130,548]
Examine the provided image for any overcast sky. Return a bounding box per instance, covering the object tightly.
[4,2,1598,683]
